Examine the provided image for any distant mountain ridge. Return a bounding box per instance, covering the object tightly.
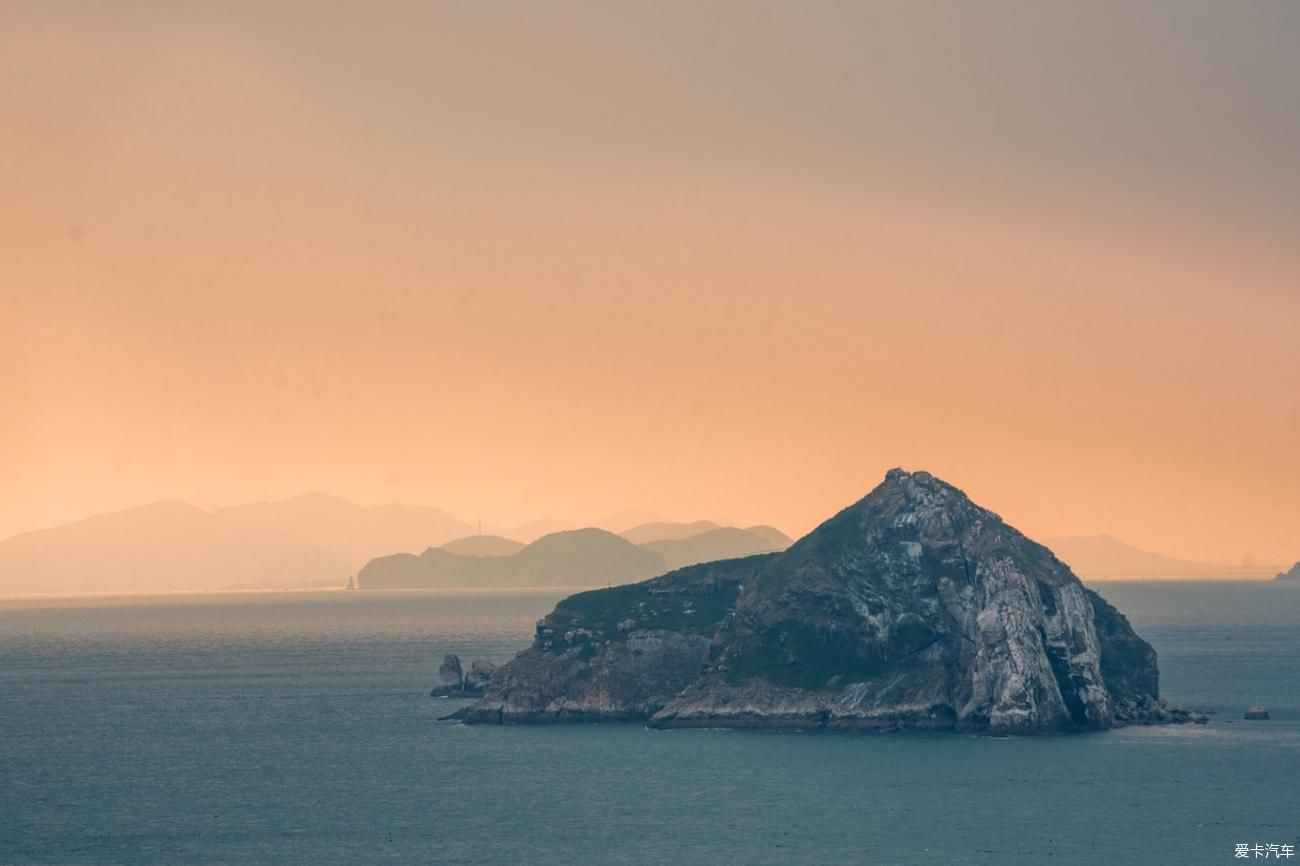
[620,521,722,545]
[594,510,669,535]
[621,521,792,551]
[0,500,350,594]
[742,525,795,550]
[216,492,475,566]
[23,494,1251,593]
[0,494,475,595]
[641,527,791,570]
[359,523,795,589]
[440,535,526,557]
[358,528,666,589]
[0,494,794,595]
[1042,534,1262,579]
[505,519,577,544]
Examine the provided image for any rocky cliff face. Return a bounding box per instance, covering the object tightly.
[1275,562,1300,582]
[452,554,756,722]
[453,470,1177,735]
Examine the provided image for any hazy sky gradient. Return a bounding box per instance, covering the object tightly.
[4,1,1298,563]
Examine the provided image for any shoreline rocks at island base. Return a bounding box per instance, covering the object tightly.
[430,654,499,698]
[1110,694,1209,727]
[449,469,1208,736]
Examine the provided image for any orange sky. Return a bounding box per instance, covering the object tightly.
[3,2,1298,564]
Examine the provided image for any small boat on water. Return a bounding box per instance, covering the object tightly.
[1244,706,1271,720]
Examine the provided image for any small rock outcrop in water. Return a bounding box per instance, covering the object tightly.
[451,469,1184,735]
[1275,563,1300,582]
[431,654,465,696]
[430,654,499,697]
[1244,706,1271,720]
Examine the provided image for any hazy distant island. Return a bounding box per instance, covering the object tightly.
[1041,533,1269,580]
[451,469,1195,735]
[640,525,791,571]
[360,528,665,588]
[0,493,476,595]
[355,523,792,589]
[0,493,791,595]
[1276,563,1300,582]
[439,535,527,557]
[0,483,1264,597]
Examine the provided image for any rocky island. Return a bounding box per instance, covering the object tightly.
[1275,563,1300,582]
[450,469,1191,735]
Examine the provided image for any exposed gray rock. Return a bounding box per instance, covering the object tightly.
[430,654,465,697]
[431,653,500,697]
[463,660,499,693]
[453,469,1181,735]
[450,555,753,723]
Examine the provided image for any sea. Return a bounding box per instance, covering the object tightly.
[1,582,1297,866]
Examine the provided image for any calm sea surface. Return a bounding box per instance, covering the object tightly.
[1,583,1297,865]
